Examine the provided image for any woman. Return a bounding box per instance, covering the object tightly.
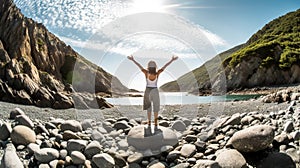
[127,55,178,126]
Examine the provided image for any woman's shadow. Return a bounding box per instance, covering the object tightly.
[144,125,162,137]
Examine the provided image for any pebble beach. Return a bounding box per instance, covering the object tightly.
[0,98,299,167]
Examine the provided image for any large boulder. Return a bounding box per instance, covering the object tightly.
[10,125,36,145]
[229,125,274,152]
[127,125,178,151]
[216,149,247,168]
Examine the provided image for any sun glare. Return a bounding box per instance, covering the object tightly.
[128,0,169,14]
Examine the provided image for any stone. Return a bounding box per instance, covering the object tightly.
[166,151,181,162]
[45,122,57,130]
[148,160,166,168]
[194,140,206,152]
[49,160,59,168]
[67,139,88,153]
[84,141,102,159]
[286,148,300,163]
[61,120,82,132]
[230,125,274,152]
[34,148,59,163]
[38,164,50,168]
[274,133,290,145]
[127,125,178,150]
[284,121,294,133]
[81,119,94,131]
[180,144,196,158]
[0,122,12,141]
[171,120,186,132]
[59,149,68,160]
[92,153,115,168]
[117,139,129,150]
[91,130,105,143]
[258,152,296,168]
[129,163,143,168]
[241,116,254,125]
[84,160,92,168]
[27,143,40,155]
[127,152,143,164]
[15,114,34,128]
[185,135,198,143]
[11,125,36,145]
[173,163,190,168]
[50,118,65,127]
[35,124,49,136]
[63,130,81,140]
[70,151,86,165]
[97,126,108,134]
[0,143,23,168]
[159,120,169,127]
[113,120,131,130]
[193,159,220,168]
[215,149,247,168]
[222,113,241,127]
[9,108,25,119]
[113,154,128,167]
[290,131,300,141]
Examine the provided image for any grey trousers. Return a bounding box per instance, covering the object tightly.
[143,87,160,112]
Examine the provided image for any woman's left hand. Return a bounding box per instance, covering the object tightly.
[172,55,178,61]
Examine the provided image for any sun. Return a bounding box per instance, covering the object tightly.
[128,0,169,14]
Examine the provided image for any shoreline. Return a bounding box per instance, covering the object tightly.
[227,84,300,95]
[0,99,290,122]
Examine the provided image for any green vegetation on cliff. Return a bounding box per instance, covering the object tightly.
[224,9,300,69]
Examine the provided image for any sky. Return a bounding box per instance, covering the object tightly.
[15,0,300,91]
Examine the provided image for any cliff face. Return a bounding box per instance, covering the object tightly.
[0,0,127,108]
[162,9,300,93]
[222,9,300,91]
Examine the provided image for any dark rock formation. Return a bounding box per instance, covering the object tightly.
[0,0,127,109]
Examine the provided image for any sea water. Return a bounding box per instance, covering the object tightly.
[105,92,260,105]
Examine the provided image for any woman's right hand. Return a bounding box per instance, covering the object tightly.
[127,55,134,61]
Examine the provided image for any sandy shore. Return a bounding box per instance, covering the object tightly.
[0,99,290,122]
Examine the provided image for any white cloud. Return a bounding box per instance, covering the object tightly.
[16,0,228,61]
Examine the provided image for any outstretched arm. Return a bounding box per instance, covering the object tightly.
[127,55,145,71]
[161,55,178,70]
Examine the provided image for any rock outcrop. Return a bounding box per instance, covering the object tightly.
[0,0,127,109]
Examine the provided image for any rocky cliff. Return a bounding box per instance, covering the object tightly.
[0,0,127,109]
[162,9,300,93]
[222,9,300,91]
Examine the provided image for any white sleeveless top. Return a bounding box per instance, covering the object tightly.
[146,74,158,88]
